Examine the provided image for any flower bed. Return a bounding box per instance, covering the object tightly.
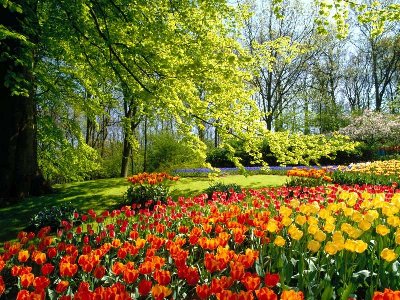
[339,160,400,177]
[1,184,400,299]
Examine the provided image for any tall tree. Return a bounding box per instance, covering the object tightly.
[241,0,316,130]
[0,1,47,202]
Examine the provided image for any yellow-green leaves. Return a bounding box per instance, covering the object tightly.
[266,131,359,165]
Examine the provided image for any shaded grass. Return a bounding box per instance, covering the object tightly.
[0,175,287,245]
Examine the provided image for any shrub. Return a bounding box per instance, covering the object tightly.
[206,147,235,167]
[27,202,79,232]
[145,131,204,172]
[124,172,179,208]
[339,111,400,145]
[125,185,170,208]
[204,182,242,200]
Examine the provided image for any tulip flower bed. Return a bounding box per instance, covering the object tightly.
[1,184,400,299]
[339,160,400,177]
[332,160,400,186]
[286,168,333,187]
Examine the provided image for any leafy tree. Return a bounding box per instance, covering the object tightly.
[240,0,316,131]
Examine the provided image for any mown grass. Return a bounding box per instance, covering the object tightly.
[0,175,287,245]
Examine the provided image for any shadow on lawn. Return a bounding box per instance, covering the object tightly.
[0,178,128,244]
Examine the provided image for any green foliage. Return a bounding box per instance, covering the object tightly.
[38,116,101,183]
[331,171,400,186]
[124,185,169,208]
[146,131,204,172]
[27,202,79,231]
[95,142,124,179]
[318,142,375,165]
[266,131,359,166]
[204,182,242,200]
[206,147,237,168]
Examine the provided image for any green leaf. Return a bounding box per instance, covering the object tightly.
[321,284,333,300]
[340,283,356,300]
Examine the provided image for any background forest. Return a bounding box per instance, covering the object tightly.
[0,0,399,199]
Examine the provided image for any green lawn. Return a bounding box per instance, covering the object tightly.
[0,175,287,245]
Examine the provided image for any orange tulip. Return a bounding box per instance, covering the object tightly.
[255,287,278,300]
[123,267,139,284]
[32,251,46,265]
[0,276,5,296]
[281,290,305,300]
[18,250,30,263]
[373,289,400,300]
[151,284,172,300]
[230,261,245,281]
[20,273,34,288]
[59,261,78,278]
[55,281,69,293]
[241,272,261,291]
[154,269,171,286]
[112,262,125,275]
[196,284,211,300]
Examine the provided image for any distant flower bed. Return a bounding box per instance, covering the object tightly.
[1,184,400,299]
[339,160,400,177]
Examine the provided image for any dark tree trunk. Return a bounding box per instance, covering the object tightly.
[142,117,148,173]
[0,4,46,204]
[120,84,140,177]
[120,137,131,178]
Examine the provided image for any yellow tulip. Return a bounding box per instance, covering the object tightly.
[274,235,286,247]
[348,228,363,239]
[267,220,278,233]
[314,230,327,242]
[343,207,354,217]
[387,216,400,228]
[351,211,363,223]
[288,225,303,241]
[358,220,371,231]
[376,224,390,236]
[396,232,400,245]
[319,208,331,219]
[382,203,398,217]
[325,241,338,255]
[354,240,368,253]
[295,215,307,226]
[392,193,400,208]
[365,210,379,222]
[381,248,398,262]
[307,240,321,253]
[282,217,293,227]
[279,206,292,217]
[307,216,319,225]
[307,224,319,235]
[323,222,335,233]
[290,199,300,208]
[344,239,357,252]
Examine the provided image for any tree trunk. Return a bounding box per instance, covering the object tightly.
[120,137,131,177]
[371,43,382,112]
[0,4,46,204]
[143,117,148,172]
